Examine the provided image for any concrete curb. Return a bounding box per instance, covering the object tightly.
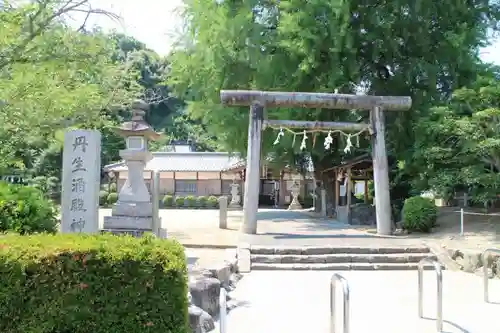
[183,244,237,249]
[237,243,251,273]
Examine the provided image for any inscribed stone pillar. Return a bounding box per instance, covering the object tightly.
[61,130,101,234]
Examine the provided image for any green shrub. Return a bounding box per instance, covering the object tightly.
[99,190,109,206]
[206,195,218,208]
[185,195,196,208]
[0,182,57,234]
[109,183,117,193]
[163,194,174,207]
[107,192,118,205]
[401,196,437,232]
[197,196,208,208]
[174,196,185,207]
[0,233,188,333]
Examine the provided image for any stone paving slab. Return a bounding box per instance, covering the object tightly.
[216,270,500,333]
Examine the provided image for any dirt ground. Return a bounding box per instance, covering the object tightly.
[425,206,500,250]
[363,206,500,250]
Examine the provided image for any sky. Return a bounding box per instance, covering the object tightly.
[76,0,500,64]
[72,0,185,55]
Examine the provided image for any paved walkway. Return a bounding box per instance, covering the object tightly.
[218,270,500,333]
[100,208,430,247]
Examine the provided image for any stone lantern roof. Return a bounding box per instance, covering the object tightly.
[115,99,161,141]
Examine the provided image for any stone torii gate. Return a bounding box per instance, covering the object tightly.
[220,90,412,236]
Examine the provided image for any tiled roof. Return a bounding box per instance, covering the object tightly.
[222,155,315,172]
[103,152,242,172]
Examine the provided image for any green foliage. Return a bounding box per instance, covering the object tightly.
[298,195,314,208]
[169,0,499,159]
[0,182,57,234]
[197,195,208,208]
[206,196,218,208]
[27,176,59,198]
[163,194,174,207]
[108,183,117,193]
[0,233,189,333]
[169,0,500,207]
[401,196,437,233]
[412,74,500,204]
[175,196,185,207]
[185,195,196,208]
[107,192,118,205]
[99,190,109,206]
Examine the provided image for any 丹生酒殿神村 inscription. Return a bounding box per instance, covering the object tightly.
[61,130,101,234]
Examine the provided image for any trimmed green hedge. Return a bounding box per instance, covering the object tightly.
[402,196,437,233]
[206,195,218,208]
[163,194,174,207]
[0,234,189,333]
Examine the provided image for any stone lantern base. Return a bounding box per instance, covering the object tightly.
[103,215,155,237]
[287,200,303,210]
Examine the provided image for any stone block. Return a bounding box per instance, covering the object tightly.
[237,246,251,273]
[455,250,483,273]
[111,201,153,217]
[188,304,214,333]
[188,275,221,317]
[103,215,152,231]
[349,203,376,225]
[207,264,232,288]
[224,249,238,273]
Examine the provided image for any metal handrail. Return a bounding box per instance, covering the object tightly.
[330,273,350,333]
[482,248,500,303]
[220,287,227,333]
[418,258,443,332]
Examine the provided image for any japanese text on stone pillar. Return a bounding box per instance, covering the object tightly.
[61,130,101,234]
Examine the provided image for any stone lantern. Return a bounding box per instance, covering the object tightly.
[287,173,303,210]
[228,173,242,210]
[103,100,161,236]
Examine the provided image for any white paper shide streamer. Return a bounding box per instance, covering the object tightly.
[324,131,333,150]
[299,130,308,150]
[273,127,284,145]
[270,125,366,154]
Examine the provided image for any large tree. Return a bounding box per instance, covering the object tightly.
[0,1,139,174]
[168,0,500,203]
[413,67,500,205]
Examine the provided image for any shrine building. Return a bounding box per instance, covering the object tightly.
[103,141,315,206]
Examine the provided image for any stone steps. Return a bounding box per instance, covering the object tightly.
[246,246,442,271]
[251,262,439,271]
[251,253,436,264]
[250,246,432,255]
